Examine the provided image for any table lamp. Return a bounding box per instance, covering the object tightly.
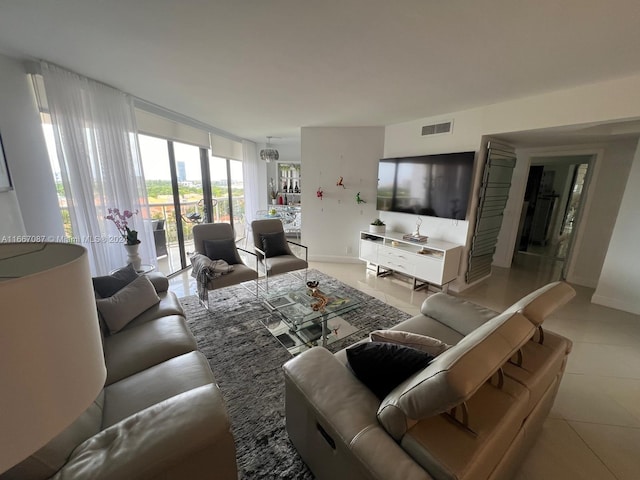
[0,243,107,473]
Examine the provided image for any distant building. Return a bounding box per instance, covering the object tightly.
[177,161,186,182]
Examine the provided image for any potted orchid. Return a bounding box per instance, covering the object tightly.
[106,207,142,271]
[105,208,140,245]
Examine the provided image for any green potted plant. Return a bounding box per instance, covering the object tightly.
[369,218,386,234]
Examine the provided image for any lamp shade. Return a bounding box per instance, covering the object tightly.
[0,243,107,473]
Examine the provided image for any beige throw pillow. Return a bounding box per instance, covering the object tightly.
[369,330,451,356]
[96,275,160,334]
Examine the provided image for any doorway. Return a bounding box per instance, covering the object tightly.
[516,155,592,278]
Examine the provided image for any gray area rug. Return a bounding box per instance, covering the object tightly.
[179,269,411,479]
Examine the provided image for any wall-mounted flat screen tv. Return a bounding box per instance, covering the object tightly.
[377,151,476,220]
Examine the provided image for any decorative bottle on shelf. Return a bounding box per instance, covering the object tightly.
[294,182,300,193]
[284,194,288,205]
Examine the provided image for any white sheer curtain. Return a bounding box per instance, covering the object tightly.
[41,62,154,275]
[242,140,260,225]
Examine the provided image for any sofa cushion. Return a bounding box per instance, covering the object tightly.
[96,275,161,334]
[92,263,139,298]
[103,315,197,385]
[377,310,536,440]
[1,391,105,480]
[102,351,215,428]
[260,231,290,257]
[370,330,451,356]
[203,238,240,265]
[124,290,185,328]
[346,342,434,400]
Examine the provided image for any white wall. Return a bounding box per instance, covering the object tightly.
[592,142,640,314]
[0,53,64,238]
[301,127,384,262]
[568,142,636,287]
[384,73,640,298]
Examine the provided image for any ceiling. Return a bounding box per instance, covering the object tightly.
[1,0,640,145]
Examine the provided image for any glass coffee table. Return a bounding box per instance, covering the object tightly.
[261,282,363,355]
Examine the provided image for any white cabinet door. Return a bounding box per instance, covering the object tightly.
[413,254,445,284]
[359,240,378,263]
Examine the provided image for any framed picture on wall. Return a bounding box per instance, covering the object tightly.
[0,132,12,192]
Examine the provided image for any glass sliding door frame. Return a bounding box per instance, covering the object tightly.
[139,134,242,274]
[167,141,187,271]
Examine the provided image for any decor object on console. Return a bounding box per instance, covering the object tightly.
[0,243,106,473]
[260,136,280,162]
[369,218,385,234]
[2,252,239,479]
[283,281,576,480]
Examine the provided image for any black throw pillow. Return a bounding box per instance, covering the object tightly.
[92,263,139,298]
[346,342,434,400]
[203,238,239,265]
[260,231,290,257]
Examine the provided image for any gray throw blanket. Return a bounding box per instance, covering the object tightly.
[190,253,235,300]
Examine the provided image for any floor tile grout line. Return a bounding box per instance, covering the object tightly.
[565,420,622,480]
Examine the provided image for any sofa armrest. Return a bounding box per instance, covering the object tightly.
[283,347,431,480]
[284,347,381,441]
[420,293,498,336]
[145,271,169,293]
[52,384,236,480]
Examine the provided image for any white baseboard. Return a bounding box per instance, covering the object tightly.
[309,255,363,264]
[591,293,640,315]
[565,274,597,289]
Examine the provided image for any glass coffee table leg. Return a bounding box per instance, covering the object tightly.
[321,316,328,347]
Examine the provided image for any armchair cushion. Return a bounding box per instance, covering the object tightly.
[260,231,290,257]
[346,342,434,400]
[96,275,161,334]
[92,263,139,297]
[203,238,240,265]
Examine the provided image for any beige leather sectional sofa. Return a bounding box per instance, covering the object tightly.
[283,281,576,480]
[2,272,237,480]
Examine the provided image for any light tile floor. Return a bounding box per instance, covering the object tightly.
[169,252,640,479]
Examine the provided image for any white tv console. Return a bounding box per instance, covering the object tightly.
[359,231,463,291]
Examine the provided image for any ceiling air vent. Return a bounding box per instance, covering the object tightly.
[422,120,453,136]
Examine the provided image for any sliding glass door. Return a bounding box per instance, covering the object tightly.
[139,135,244,275]
[209,156,245,243]
[139,135,181,275]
